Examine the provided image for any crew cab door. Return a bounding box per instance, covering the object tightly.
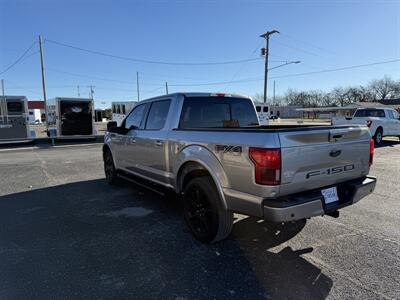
[117,103,148,170]
[387,109,400,135]
[134,99,172,185]
[392,110,400,135]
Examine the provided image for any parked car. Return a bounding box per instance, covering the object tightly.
[332,107,400,145]
[103,93,376,243]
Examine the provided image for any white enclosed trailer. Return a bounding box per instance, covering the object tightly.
[111,101,137,126]
[0,96,35,144]
[254,102,270,125]
[47,97,96,138]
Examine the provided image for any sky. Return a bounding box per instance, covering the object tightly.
[0,0,399,108]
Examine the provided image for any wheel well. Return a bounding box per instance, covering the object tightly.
[177,162,212,193]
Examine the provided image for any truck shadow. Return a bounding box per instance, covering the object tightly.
[230,218,332,299]
[0,179,332,299]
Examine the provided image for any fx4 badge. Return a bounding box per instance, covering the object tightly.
[215,145,242,155]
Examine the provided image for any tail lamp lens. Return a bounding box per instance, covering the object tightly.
[249,148,281,185]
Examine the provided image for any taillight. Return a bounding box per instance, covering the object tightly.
[366,120,373,127]
[249,148,281,185]
[369,139,374,167]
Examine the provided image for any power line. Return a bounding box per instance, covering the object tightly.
[46,68,135,85]
[280,33,337,55]
[0,41,37,75]
[274,40,322,57]
[270,58,400,79]
[169,58,400,86]
[38,58,400,89]
[45,38,263,66]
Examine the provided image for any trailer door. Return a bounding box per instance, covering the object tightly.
[60,101,93,136]
[0,99,28,140]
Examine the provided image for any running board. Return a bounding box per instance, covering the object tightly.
[118,173,166,196]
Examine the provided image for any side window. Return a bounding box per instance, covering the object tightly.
[145,100,171,130]
[122,105,126,114]
[393,110,400,119]
[125,104,147,130]
[116,105,121,114]
[376,110,385,118]
[263,106,268,112]
[112,104,115,113]
[255,106,261,112]
[354,110,366,117]
[387,110,394,119]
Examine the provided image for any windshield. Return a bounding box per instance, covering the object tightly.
[179,96,259,128]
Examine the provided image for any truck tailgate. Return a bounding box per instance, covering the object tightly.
[278,125,371,196]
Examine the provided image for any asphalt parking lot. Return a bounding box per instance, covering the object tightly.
[0,139,399,299]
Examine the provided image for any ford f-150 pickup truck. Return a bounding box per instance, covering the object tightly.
[103,93,376,243]
[332,107,400,145]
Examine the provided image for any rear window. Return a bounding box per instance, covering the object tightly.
[179,97,259,128]
[7,101,24,114]
[354,109,385,118]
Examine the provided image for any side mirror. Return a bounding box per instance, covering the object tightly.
[107,121,118,132]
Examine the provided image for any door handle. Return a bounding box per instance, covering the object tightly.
[154,140,163,147]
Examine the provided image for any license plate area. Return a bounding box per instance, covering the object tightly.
[321,186,339,204]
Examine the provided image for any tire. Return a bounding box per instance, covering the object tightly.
[374,128,383,145]
[103,149,119,184]
[182,176,233,243]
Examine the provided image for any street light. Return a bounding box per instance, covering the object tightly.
[269,60,300,106]
[268,60,301,71]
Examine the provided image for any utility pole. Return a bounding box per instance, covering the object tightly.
[136,72,140,101]
[273,80,276,105]
[1,79,4,123]
[77,85,80,97]
[260,30,279,103]
[88,85,95,99]
[1,79,4,96]
[165,81,169,94]
[39,35,48,126]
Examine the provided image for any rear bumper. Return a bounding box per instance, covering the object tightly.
[262,176,376,222]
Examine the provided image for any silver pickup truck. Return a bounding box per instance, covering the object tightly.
[103,92,376,243]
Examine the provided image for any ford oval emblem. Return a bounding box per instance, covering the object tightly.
[329,149,341,157]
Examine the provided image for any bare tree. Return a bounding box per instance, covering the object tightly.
[252,93,264,103]
[368,75,398,100]
[257,75,399,107]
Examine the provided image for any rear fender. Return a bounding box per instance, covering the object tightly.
[174,145,229,209]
